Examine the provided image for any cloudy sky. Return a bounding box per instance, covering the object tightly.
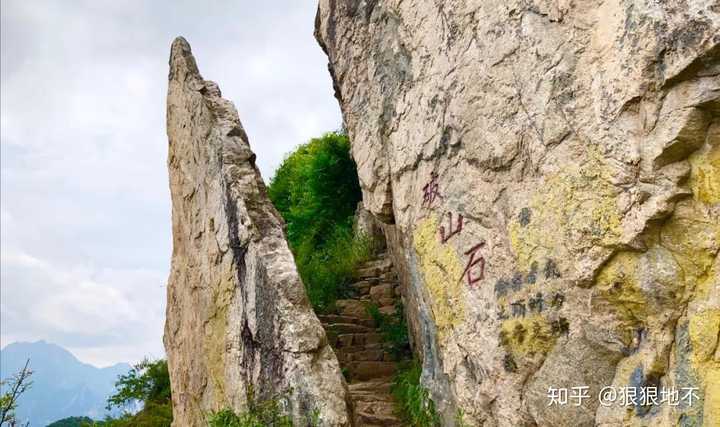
[1,1,341,367]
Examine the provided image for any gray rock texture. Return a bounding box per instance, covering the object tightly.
[163,37,350,427]
[315,2,719,426]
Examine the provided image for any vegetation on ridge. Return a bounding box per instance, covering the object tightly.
[82,358,172,427]
[268,131,371,312]
[0,358,33,427]
[366,302,412,361]
[366,304,439,427]
[206,386,319,427]
[391,361,441,427]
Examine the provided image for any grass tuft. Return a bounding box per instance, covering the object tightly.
[391,361,441,427]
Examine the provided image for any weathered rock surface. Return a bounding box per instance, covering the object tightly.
[163,37,350,426]
[316,2,719,426]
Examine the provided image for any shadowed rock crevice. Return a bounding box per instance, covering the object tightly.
[320,251,410,426]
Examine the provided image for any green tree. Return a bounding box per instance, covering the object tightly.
[84,359,172,427]
[269,131,362,251]
[106,359,171,411]
[269,131,370,312]
[0,358,32,427]
[391,361,440,427]
[47,416,94,427]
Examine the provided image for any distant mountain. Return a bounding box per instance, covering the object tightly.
[0,341,130,427]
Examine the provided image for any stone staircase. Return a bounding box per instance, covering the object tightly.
[319,253,408,427]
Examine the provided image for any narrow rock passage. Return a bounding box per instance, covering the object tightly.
[319,254,410,427]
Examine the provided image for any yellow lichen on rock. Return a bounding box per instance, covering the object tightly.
[703,366,720,427]
[660,201,719,284]
[689,142,720,204]
[499,315,557,358]
[413,215,466,339]
[205,277,234,406]
[689,308,720,364]
[592,144,719,423]
[594,252,647,326]
[508,154,623,272]
[687,258,719,425]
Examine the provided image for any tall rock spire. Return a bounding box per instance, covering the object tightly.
[163,37,350,427]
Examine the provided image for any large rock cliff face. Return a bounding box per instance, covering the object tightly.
[163,38,350,427]
[316,2,719,426]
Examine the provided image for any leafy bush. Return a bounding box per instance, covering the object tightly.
[48,416,94,427]
[268,132,371,312]
[391,361,440,427]
[206,385,317,427]
[268,131,361,251]
[299,228,372,312]
[207,405,292,427]
[366,303,411,361]
[107,359,171,411]
[87,402,172,427]
[83,359,172,427]
[455,409,471,427]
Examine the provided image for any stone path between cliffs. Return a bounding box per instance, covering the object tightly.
[320,253,409,427]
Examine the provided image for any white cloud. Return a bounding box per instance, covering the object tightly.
[1,0,340,366]
[1,248,166,366]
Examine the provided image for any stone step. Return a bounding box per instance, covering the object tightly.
[358,257,393,270]
[350,391,395,403]
[349,378,394,393]
[335,332,383,348]
[350,280,378,295]
[355,411,403,427]
[336,299,371,319]
[346,361,397,380]
[356,262,393,279]
[324,323,374,334]
[378,305,396,316]
[335,343,384,353]
[354,399,403,426]
[352,278,381,287]
[369,283,395,301]
[378,271,398,282]
[318,314,375,328]
[337,348,390,362]
[373,297,396,307]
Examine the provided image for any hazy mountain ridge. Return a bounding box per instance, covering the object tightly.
[1,341,130,426]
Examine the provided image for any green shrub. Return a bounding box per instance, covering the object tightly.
[205,385,321,427]
[206,405,292,427]
[83,358,173,427]
[391,361,441,427]
[268,131,370,312]
[366,303,411,361]
[268,131,361,252]
[107,359,171,411]
[299,228,372,312]
[82,401,172,427]
[48,416,94,427]
[90,402,172,427]
[455,409,471,427]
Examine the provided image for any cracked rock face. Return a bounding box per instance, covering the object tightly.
[316,1,719,426]
[163,37,350,427]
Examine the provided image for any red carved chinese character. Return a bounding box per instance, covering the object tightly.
[462,242,485,286]
[439,212,463,243]
[422,173,441,208]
